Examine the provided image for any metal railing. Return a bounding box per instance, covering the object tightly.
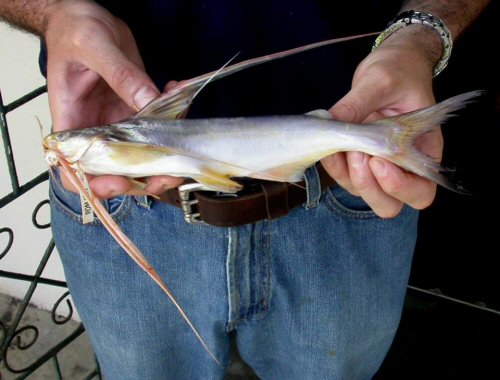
[0,86,100,379]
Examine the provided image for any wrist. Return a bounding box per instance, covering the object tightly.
[0,0,64,36]
[376,26,440,75]
[373,11,452,77]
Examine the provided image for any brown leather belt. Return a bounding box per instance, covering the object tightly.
[157,164,336,227]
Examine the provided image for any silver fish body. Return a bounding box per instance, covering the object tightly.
[46,115,389,187]
[44,90,481,194]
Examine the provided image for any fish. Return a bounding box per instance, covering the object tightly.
[44,92,480,194]
[42,32,480,363]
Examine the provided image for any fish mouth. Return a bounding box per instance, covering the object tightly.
[42,134,61,166]
[43,134,58,150]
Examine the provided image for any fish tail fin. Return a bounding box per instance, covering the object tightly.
[380,90,483,193]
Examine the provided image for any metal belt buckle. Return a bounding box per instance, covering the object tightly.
[178,182,222,225]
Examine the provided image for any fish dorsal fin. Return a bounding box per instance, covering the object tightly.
[305,109,333,119]
[133,88,196,120]
[134,32,379,120]
[135,54,240,120]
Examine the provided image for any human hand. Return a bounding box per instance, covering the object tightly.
[45,0,183,198]
[323,27,443,218]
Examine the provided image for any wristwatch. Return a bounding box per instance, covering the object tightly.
[372,10,453,77]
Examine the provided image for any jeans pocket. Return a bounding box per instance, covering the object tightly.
[323,185,378,219]
[49,172,132,225]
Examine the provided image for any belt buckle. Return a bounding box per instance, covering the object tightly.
[178,182,241,225]
[178,183,210,225]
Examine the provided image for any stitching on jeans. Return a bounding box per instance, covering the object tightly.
[240,222,271,322]
[233,228,241,324]
[264,221,271,309]
[50,178,133,225]
[323,187,379,220]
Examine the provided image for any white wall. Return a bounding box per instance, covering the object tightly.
[0,22,72,316]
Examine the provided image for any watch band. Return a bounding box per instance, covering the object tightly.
[372,10,453,77]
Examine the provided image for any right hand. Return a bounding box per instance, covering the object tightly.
[45,0,183,198]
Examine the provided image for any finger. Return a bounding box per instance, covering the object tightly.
[59,167,86,193]
[369,158,437,210]
[59,168,133,199]
[329,83,392,123]
[91,44,159,111]
[321,153,359,196]
[144,176,185,195]
[88,175,133,199]
[164,80,179,93]
[347,152,403,218]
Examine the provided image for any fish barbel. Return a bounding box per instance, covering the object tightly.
[41,32,480,363]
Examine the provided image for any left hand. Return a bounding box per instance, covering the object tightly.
[323,27,443,218]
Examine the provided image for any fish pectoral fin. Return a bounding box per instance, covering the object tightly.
[305,109,333,119]
[192,170,243,193]
[134,89,198,120]
[105,142,175,165]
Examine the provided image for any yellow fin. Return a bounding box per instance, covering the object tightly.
[106,142,174,165]
[249,151,335,183]
[103,141,288,186]
[192,169,243,193]
[249,162,307,183]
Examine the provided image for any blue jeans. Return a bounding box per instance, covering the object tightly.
[49,166,418,380]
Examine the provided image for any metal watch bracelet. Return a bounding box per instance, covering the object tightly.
[372,10,453,77]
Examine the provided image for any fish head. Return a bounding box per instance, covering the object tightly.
[43,131,94,166]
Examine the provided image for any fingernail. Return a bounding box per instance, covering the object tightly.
[133,87,159,110]
[350,152,366,169]
[371,159,387,178]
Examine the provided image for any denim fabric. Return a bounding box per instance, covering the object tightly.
[49,168,418,380]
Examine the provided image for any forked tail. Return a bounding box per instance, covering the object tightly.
[379,90,482,193]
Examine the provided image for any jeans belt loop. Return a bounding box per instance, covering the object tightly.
[304,164,322,209]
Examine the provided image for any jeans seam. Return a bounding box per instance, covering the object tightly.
[323,187,378,220]
[50,174,133,224]
[51,188,133,225]
[226,228,240,332]
[258,223,270,311]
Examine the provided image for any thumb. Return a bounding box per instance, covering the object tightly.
[329,84,386,123]
[93,45,159,110]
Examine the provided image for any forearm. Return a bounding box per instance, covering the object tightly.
[376,0,490,75]
[401,0,490,39]
[0,0,61,35]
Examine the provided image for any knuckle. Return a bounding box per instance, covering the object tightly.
[338,102,359,122]
[411,193,436,210]
[377,206,403,219]
[350,171,372,193]
[70,18,105,51]
[111,64,134,88]
[369,66,396,94]
[382,179,405,197]
[70,30,93,51]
